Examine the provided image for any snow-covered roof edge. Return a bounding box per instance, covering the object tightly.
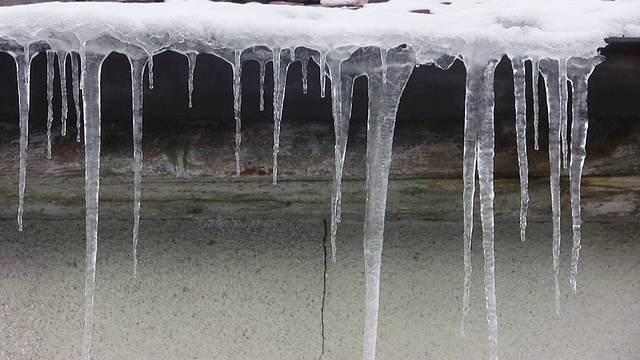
[0,0,638,61]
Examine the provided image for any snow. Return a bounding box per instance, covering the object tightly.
[0,1,637,58]
[0,0,636,359]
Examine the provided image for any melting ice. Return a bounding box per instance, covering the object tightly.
[0,0,638,359]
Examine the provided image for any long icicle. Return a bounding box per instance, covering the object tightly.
[477,59,500,360]
[362,46,415,360]
[301,55,309,95]
[58,51,69,136]
[46,50,55,159]
[567,56,604,293]
[14,52,30,232]
[130,55,146,278]
[271,48,292,185]
[512,57,529,242]
[147,54,154,90]
[81,50,106,360]
[539,58,563,316]
[460,57,500,360]
[329,56,344,263]
[531,59,540,151]
[259,59,266,111]
[559,58,569,169]
[319,51,327,98]
[71,52,82,142]
[272,48,282,184]
[233,50,242,176]
[327,49,356,262]
[186,52,197,108]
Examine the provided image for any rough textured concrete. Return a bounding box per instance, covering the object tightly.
[0,181,639,358]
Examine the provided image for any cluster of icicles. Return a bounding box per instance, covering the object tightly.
[1,31,603,360]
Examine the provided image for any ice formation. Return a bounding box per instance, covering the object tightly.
[0,0,638,359]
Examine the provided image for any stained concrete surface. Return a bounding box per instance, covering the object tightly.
[0,176,639,359]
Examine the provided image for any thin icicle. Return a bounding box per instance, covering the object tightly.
[531,59,540,151]
[71,52,82,142]
[512,57,529,242]
[297,47,322,96]
[559,58,569,169]
[58,51,69,136]
[327,48,356,262]
[301,56,309,94]
[567,56,604,293]
[290,46,296,61]
[147,54,154,90]
[259,59,266,112]
[14,53,30,232]
[380,47,387,83]
[460,57,500,360]
[186,52,197,108]
[272,48,281,184]
[80,49,106,360]
[46,50,55,159]
[319,51,327,98]
[130,55,146,278]
[271,48,292,185]
[362,46,415,360]
[233,50,242,177]
[460,93,478,339]
[539,58,563,316]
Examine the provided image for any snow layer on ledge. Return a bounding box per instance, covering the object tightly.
[0,0,639,59]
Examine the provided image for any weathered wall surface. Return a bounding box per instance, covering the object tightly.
[0,42,637,221]
[0,42,637,181]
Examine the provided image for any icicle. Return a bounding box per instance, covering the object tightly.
[567,56,604,293]
[380,47,387,83]
[80,49,106,360]
[233,50,242,176]
[271,48,292,185]
[147,54,154,90]
[259,59,266,112]
[539,58,563,316]
[290,46,296,61]
[362,46,415,360]
[71,52,82,142]
[531,59,540,151]
[186,52,197,108]
[512,57,529,242]
[13,52,30,232]
[319,51,327,98]
[327,48,357,262]
[559,58,569,169]
[130,55,146,278]
[46,50,55,159]
[58,51,68,137]
[459,57,500,360]
[301,55,309,95]
[297,47,322,96]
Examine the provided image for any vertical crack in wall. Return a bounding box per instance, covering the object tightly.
[319,218,328,360]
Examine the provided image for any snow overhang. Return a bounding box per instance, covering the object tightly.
[0,0,639,62]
